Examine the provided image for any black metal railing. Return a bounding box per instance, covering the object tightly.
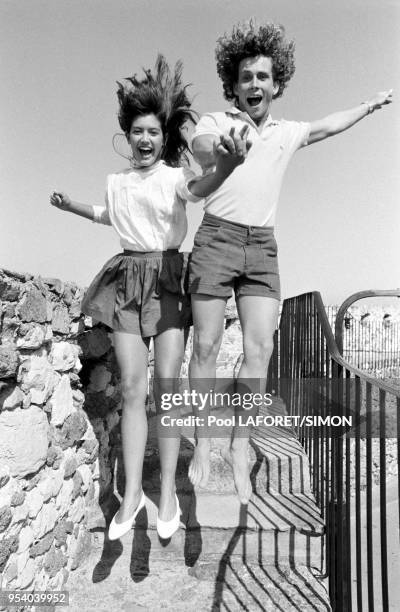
[274,292,400,612]
[334,290,400,379]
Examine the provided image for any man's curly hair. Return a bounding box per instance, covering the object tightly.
[215,21,295,102]
[117,54,196,167]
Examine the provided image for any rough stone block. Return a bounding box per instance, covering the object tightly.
[32,501,58,540]
[17,526,34,553]
[29,531,54,558]
[57,411,88,449]
[18,349,59,405]
[2,303,17,318]
[26,489,44,519]
[37,470,61,502]
[49,374,75,426]
[0,347,18,379]
[0,276,21,301]
[42,278,64,295]
[63,286,74,305]
[72,471,83,500]
[0,534,18,572]
[16,324,45,349]
[55,478,74,516]
[64,457,78,479]
[52,305,70,334]
[0,383,24,410]
[77,464,92,493]
[0,317,19,343]
[0,505,12,532]
[50,342,80,373]
[70,529,91,570]
[78,327,111,359]
[54,519,71,547]
[43,546,67,577]
[15,557,36,588]
[84,500,105,529]
[0,406,48,478]
[4,559,18,583]
[68,495,85,524]
[46,445,60,468]
[18,287,47,323]
[88,365,112,392]
[10,489,25,506]
[22,473,41,491]
[0,465,10,487]
[83,391,114,419]
[72,388,85,407]
[10,501,29,526]
[69,300,82,319]
[46,301,53,322]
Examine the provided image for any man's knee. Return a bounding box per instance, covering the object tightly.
[243,336,275,364]
[191,331,222,365]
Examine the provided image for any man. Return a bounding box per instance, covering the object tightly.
[188,21,392,503]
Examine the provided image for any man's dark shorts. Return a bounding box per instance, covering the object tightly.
[188,213,281,300]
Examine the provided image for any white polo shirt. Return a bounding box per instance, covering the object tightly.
[92,161,200,251]
[191,107,310,227]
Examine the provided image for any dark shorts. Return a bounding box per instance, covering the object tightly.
[188,213,280,300]
[81,250,191,338]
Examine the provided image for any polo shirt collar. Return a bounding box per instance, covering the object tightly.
[226,106,278,129]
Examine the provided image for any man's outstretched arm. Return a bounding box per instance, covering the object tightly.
[308,90,393,145]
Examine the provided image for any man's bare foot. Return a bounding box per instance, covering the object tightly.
[158,488,178,522]
[115,489,144,523]
[221,446,252,504]
[189,440,211,487]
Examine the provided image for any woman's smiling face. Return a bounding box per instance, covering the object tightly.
[127,113,164,167]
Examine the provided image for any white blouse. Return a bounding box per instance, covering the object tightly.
[92,161,201,251]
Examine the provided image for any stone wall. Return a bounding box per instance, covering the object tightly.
[0,269,121,595]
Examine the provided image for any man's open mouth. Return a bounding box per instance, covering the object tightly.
[247,95,263,107]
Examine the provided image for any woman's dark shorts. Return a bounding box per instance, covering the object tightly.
[81,250,191,338]
[188,213,280,300]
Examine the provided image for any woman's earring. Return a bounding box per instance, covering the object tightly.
[112,133,134,165]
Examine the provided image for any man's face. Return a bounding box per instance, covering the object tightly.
[233,56,279,125]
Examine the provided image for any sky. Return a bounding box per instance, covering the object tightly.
[1,0,399,305]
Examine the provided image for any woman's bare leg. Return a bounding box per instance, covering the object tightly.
[153,327,187,521]
[113,331,149,522]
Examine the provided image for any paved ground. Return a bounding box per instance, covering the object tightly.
[62,529,331,612]
[60,412,331,612]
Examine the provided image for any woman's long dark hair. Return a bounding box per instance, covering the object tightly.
[117,55,196,167]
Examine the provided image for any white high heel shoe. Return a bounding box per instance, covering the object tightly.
[108,491,146,540]
[157,494,181,539]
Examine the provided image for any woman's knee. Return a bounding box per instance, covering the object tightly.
[120,375,147,407]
